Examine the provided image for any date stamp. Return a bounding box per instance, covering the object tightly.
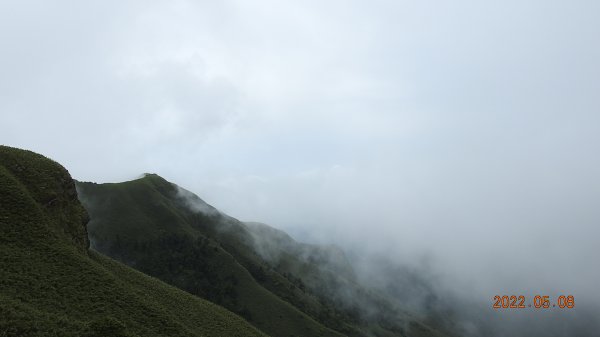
[493,295,575,309]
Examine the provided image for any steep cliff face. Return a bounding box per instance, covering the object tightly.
[0,146,89,252]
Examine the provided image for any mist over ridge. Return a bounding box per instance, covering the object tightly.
[79,172,600,337]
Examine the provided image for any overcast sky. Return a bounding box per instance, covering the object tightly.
[2,0,599,322]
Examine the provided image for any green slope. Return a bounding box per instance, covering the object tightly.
[77,175,345,337]
[243,222,453,337]
[77,174,453,337]
[0,145,268,337]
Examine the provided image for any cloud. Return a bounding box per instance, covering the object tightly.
[1,1,599,335]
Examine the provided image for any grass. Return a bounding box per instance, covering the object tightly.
[77,175,345,337]
[77,173,452,337]
[0,145,268,337]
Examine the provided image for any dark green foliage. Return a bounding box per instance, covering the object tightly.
[0,146,89,251]
[125,233,240,307]
[78,174,451,337]
[0,145,267,337]
[81,317,135,337]
[78,176,345,337]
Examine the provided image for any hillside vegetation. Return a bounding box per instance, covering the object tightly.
[77,174,451,337]
[77,175,345,337]
[0,145,268,337]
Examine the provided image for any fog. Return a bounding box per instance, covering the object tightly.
[1,1,599,336]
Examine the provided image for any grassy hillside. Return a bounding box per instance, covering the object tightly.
[0,145,268,337]
[77,174,452,337]
[77,175,345,337]
[244,222,452,337]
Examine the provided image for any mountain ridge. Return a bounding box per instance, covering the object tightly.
[77,174,346,337]
[77,173,453,337]
[0,145,268,337]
